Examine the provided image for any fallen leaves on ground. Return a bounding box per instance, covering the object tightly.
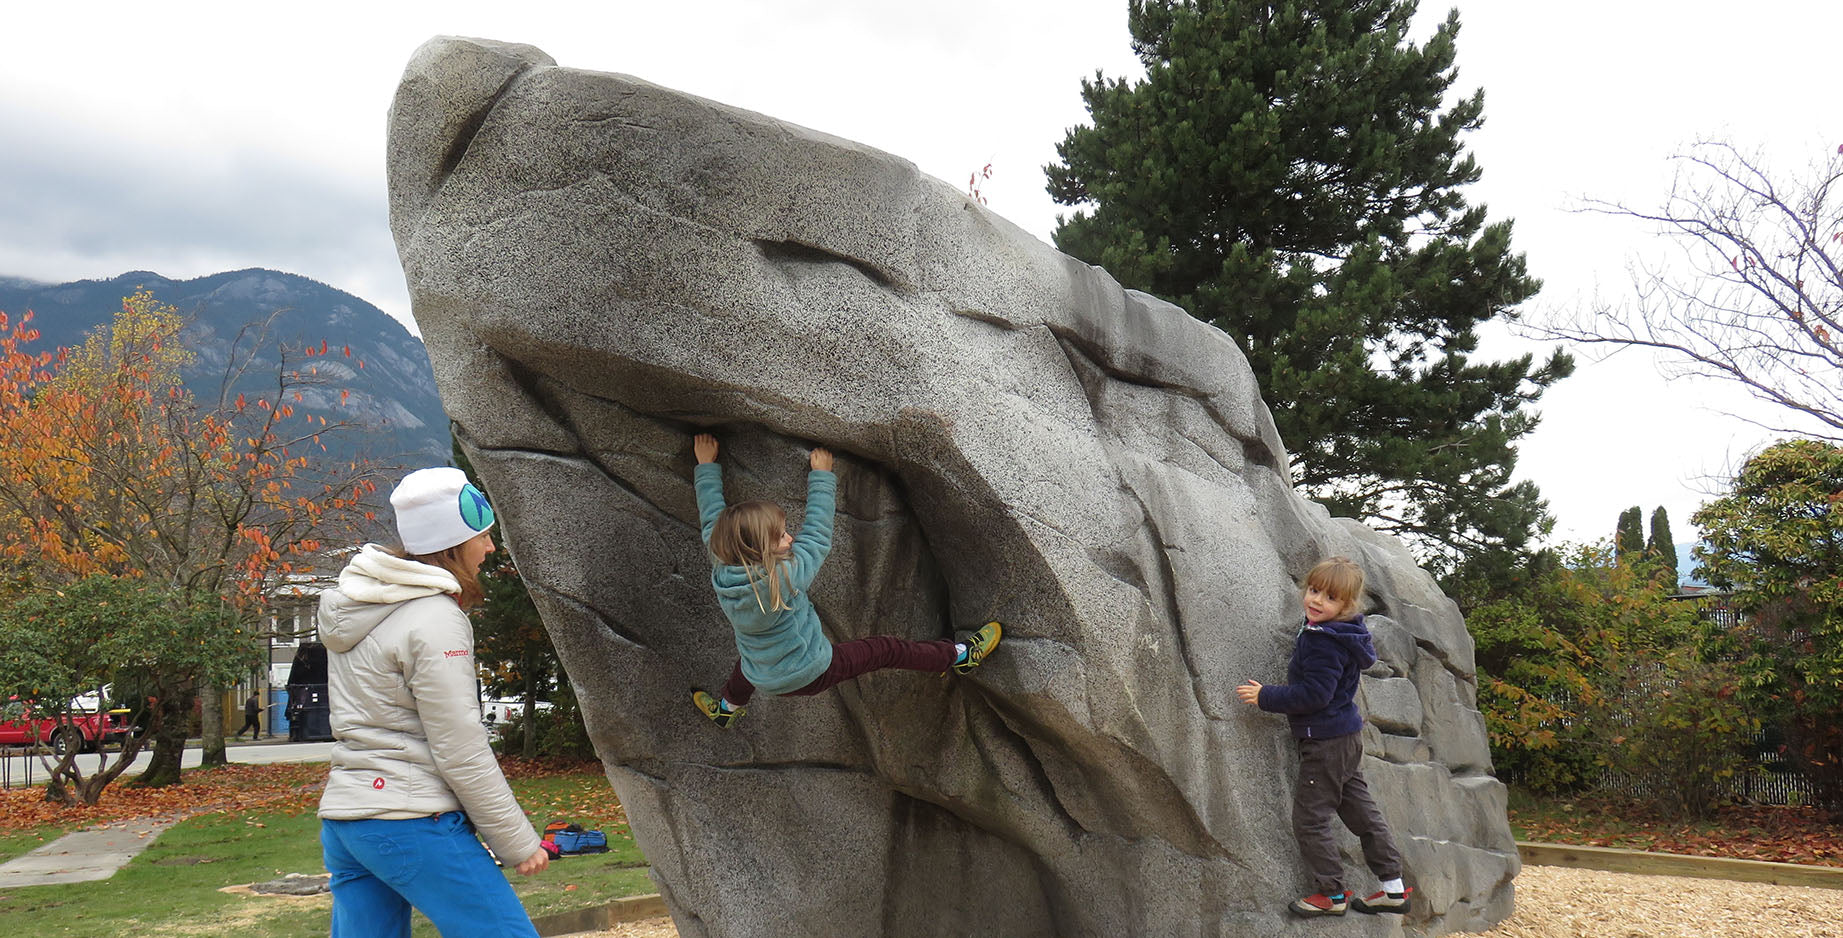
[504,759,631,832]
[1,757,627,839]
[1512,794,1843,867]
[0,762,324,833]
[499,756,602,780]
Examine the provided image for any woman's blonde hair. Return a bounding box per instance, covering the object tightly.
[709,500,794,612]
[395,537,487,610]
[1304,556,1366,618]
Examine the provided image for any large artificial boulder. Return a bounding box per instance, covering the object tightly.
[387,36,1518,937]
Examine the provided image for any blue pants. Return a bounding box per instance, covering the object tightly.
[321,813,538,938]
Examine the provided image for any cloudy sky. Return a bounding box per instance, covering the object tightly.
[4,0,1837,547]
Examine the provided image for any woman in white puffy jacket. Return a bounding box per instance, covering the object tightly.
[316,467,549,937]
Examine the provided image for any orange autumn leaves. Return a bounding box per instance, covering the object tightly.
[1513,796,1843,868]
[0,290,378,602]
[0,762,326,833]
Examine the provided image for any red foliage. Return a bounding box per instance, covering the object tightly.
[1513,795,1843,867]
[0,763,323,833]
[0,757,619,835]
[498,755,602,780]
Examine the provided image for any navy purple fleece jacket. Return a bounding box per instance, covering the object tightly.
[1256,615,1377,739]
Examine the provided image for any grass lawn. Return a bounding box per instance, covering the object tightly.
[0,825,63,865]
[0,761,653,938]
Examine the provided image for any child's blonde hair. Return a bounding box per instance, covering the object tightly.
[1303,556,1366,618]
[709,500,794,612]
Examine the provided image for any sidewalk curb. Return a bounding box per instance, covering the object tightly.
[533,893,670,937]
[1519,841,1843,891]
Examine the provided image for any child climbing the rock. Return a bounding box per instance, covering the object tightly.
[1235,556,1410,919]
[688,432,1002,728]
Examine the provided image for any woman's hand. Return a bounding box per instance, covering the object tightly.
[810,447,834,472]
[515,849,550,876]
[694,433,719,464]
[1234,680,1263,706]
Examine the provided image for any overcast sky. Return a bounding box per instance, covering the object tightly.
[4,0,1838,548]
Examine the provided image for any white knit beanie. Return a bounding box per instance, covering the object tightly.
[391,467,496,555]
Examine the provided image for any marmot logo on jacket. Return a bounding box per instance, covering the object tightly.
[444,649,469,658]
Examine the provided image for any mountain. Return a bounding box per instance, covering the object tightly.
[1676,542,1708,588]
[0,269,450,473]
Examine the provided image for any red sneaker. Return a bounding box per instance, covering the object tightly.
[1352,887,1412,914]
[1288,892,1348,917]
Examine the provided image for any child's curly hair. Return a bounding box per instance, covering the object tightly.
[1303,556,1366,618]
[709,500,794,612]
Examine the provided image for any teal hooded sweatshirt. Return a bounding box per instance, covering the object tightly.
[695,462,836,694]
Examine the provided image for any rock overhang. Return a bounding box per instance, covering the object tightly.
[389,35,1518,938]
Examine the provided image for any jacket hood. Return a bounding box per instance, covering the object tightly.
[1305,614,1377,669]
[710,563,789,623]
[318,544,460,653]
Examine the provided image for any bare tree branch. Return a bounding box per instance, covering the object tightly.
[1524,140,1843,438]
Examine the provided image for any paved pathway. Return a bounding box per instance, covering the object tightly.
[0,737,332,889]
[0,819,176,887]
[2,737,332,785]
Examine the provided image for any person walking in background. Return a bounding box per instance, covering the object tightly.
[316,467,549,938]
[1236,557,1410,918]
[233,691,263,740]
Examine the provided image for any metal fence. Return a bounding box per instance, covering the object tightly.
[0,744,44,790]
[1595,758,1817,807]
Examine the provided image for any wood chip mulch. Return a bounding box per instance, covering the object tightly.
[1471,865,1843,938]
[560,867,1843,938]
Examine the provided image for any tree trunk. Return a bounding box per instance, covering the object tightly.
[131,695,192,788]
[199,679,227,767]
[75,735,145,805]
[522,645,538,759]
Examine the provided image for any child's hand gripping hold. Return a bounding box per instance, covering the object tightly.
[694,433,719,465]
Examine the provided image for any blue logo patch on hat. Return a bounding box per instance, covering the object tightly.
[459,484,495,531]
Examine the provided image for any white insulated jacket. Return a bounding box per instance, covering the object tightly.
[315,544,542,864]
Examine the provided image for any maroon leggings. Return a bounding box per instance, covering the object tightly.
[720,636,958,706]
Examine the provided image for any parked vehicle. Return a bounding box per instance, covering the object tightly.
[480,696,554,725]
[0,695,136,755]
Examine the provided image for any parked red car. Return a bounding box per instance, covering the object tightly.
[0,696,136,756]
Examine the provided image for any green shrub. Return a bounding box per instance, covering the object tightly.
[1588,649,1756,819]
[492,702,596,762]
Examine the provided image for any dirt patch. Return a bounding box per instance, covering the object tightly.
[195,890,332,936]
[215,883,331,902]
[557,867,1843,938]
[567,919,678,938]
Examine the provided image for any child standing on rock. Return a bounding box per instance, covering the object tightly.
[1235,557,1410,918]
[688,432,1002,728]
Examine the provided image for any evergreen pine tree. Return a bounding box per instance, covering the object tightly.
[1646,506,1678,584]
[1615,506,1644,559]
[1046,0,1572,575]
[454,444,559,758]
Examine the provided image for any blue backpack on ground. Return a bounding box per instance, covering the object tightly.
[544,822,609,855]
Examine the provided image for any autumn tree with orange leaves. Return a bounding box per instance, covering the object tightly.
[0,289,382,796]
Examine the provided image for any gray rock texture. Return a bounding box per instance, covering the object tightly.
[387,36,1518,938]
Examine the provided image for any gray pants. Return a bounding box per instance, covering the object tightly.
[1293,732,1401,894]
